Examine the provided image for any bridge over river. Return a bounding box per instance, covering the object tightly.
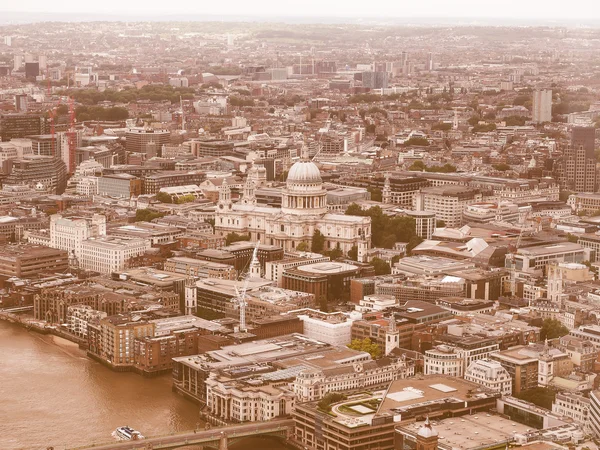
[66,419,295,450]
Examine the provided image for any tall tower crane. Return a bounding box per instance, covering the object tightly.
[234,240,260,332]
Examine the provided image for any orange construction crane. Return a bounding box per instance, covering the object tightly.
[67,97,76,174]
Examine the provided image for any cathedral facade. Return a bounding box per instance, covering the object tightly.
[214,158,371,256]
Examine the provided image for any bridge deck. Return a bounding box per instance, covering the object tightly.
[69,419,294,450]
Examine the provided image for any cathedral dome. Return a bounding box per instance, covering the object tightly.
[287,160,322,184]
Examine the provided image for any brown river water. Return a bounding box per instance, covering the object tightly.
[0,320,289,450]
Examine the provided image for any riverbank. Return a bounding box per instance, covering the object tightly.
[0,320,203,450]
[0,309,88,347]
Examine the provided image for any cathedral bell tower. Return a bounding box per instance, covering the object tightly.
[218,179,232,210]
[241,177,257,206]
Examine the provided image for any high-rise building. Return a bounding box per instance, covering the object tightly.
[13,55,22,71]
[362,71,389,89]
[563,127,597,192]
[427,52,434,71]
[532,89,552,123]
[14,94,27,112]
[0,114,46,141]
[24,62,39,80]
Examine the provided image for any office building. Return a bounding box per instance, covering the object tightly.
[590,391,600,438]
[3,155,68,194]
[464,358,512,395]
[97,174,142,198]
[24,62,39,80]
[563,127,597,193]
[0,114,46,142]
[533,89,552,123]
[125,128,170,155]
[414,186,483,228]
[362,71,389,89]
[294,376,499,450]
[0,244,69,278]
[79,237,149,273]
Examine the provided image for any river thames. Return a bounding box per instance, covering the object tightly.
[0,320,289,450]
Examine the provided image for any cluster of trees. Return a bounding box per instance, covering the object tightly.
[345,204,423,251]
[229,96,254,107]
[155,192,196,204]
[60,84,196,105]
[514,387,556,410]
[540,318,569,340]
[370,257,391,275]
[409,160,457,173]
[307,231,345,259]
[403,136,430,147]
[472,123,497,133]
[225,232,251,246]
[317,392,347,412]
[431,122,452,131]
[348,337,381,359]
[135,209,165,222]
[492,163,511,171]
[504,115,527,126]
[75,105,129,122]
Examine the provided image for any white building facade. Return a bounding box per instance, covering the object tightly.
[464,359,512,395]
[79,237,150,274]
[214,153,371,257]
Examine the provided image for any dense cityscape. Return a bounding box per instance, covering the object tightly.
[2,9,600,450]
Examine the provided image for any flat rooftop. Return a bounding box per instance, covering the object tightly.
[398,414,532,450]
[380,376,497,414]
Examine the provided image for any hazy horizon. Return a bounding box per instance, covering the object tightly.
[1,0,600,26]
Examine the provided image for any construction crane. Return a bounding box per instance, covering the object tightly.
[234,240,260,332]
[67,97,77,174]
[508,210,532,295]
[48,100,60,158]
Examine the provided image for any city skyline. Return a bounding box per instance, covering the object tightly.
[2,0,600,23]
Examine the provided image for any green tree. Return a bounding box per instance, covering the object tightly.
[135,209,165,222]
[174,194,196,204]
[345,203,364,216]
[492,163,511,171]
[514,387,556,410]
[371,257,391,275]
[347,338,381,359]
[311,229,325,253]
[403,137,429,147]
[348,245,358,261]
[368,187,382,202]
[156,191,173,203]
[326,243,343,260]
[407,236,424,254]
[296,242,309,251]
[225,232,251,246]
[409,160,426,171]
[540,318,569,341]
[317,392,347,412]
[436,220,446,228]
[566,233,579,243]
[431,122,452,131]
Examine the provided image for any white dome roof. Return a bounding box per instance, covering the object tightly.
[287,160,322,184]
[417,418,438,439]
